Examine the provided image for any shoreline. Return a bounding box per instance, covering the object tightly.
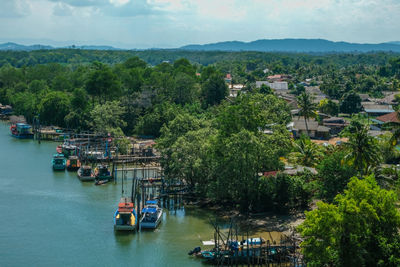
[184,197,310,236]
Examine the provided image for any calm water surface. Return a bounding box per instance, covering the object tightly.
[0,122,216,267]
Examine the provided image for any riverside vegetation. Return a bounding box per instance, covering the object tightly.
[1,50,400,265]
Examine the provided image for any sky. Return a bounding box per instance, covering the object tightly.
[0,0,399,49]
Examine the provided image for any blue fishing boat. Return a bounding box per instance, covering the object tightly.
[10,123,34,139]
[140,200,163,229]
[52,154,66,171]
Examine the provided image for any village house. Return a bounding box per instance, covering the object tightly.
[288,117,330,139]
[256,80,289,90]
[368,91,398,105]
[228,84,244,97]
[362,102,394,116]
[266,74,292,82]
[224,73,232,84]
[322,117,349,135]
[305,86,327,104]
[373,112,400,130]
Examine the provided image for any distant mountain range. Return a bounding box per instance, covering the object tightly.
[0,42,53,51]
[0,42,120,51]
[1,39,400,52]
[180,39,400,53]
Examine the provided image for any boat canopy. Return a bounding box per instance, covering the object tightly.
[53,153,65,158]
[142,207,157,213]
[118,201,134,213]
[16,123,31,129]
[146,200,157,205]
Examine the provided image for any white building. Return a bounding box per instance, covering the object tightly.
[256,81,288,90]
[229,84,244,97]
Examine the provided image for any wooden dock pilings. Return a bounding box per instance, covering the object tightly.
[193,219,306,266]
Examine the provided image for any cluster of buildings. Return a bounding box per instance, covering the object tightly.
[224,72,400,142]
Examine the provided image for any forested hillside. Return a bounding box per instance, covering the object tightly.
[2,49,400,265]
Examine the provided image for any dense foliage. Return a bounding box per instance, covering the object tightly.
[299,176,400,266]
[2,50,400,265]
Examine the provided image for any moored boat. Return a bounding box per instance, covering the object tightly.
[77,165,95,181]
[114,197,137,231]
[52,154,66,171]
[10,123,34,139]
[140,200,163,229]
[66,156,81,171]
[94,165,112,182]
[62,144,78,158]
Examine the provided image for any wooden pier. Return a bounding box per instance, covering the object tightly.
[189,219,306,266]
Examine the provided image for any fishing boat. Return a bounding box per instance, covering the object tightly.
[10,123,34,139]
[66,156,81,171]
[94,165,112,182]
[52,154,66,171]
[77,166,95,181]
[114,197,137,231]
[62,144,78,158]
[140,200,163,229]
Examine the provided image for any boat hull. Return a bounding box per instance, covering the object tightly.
[67,166,80,171]
[140,208,163,229]
[140,219,161,229]
[78,175,95,182]
[11,133,34,139]
[114,225,137,231]
[114,204,136,231]
[53,165,66,171]
[77,167,95,181]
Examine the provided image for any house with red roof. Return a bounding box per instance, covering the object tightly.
[376,111,400,124]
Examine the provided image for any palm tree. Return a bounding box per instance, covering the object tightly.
[289,136,324,167]
[297,92,317,137]
[342,119,382,176]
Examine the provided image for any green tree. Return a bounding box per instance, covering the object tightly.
[39,91,70,127]
[11,92,38,122]
[171,72,197,105]
[173,58,195,76]
[210,129,270,210]
[217,93,291,137]
[259,84,273,95]
[28,80,48,94]
[89,101,126,135]
[167,127,215,193]
[340,90,362,114]
[317,150,357,202]
[318,99,339,116]
[135,102,181,137]
[123,56,147,69]
[289,136,324,167]
[297,92,317,136]
[201,72,228,107]
[86,63,120,104]
[71,87,89,111]
[341,119,382,175]
[299,176,400,266]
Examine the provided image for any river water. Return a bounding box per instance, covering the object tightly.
[0,122,217,266]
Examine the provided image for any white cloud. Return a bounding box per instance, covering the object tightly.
[53,2,74,16]
[0,0,32,18]
[0,0,399,48]
[109,0,130,7]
